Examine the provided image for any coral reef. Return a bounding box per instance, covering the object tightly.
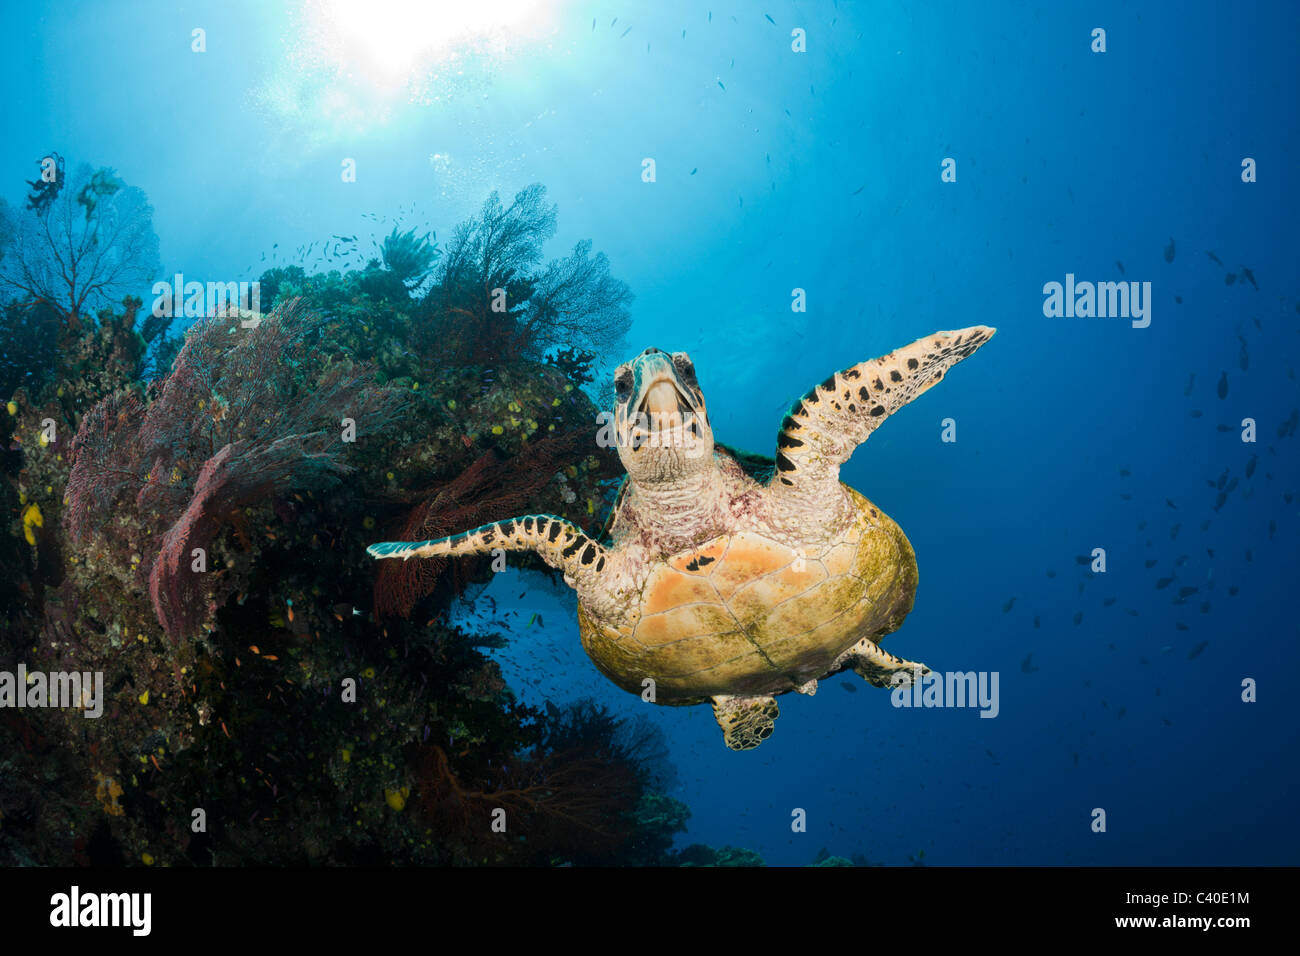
[0,174,764,866]
[0,160,160,331]
[379,226,439,290]
[62,300,409,641]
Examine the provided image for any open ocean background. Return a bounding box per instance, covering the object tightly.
[3,0,1296,865]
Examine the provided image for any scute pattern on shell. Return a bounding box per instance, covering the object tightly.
[577,487,917,701]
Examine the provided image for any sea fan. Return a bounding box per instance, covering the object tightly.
[380,226,439,288]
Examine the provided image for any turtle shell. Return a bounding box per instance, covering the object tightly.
[577,486,918,702]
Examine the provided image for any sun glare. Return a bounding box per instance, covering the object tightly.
[307,0,555,93]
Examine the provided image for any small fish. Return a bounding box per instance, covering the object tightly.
[1183,373,1195,396]
[1240,266,1257,290]
[1021,652,1038,673]
[839,681,858,693]
[1116,260,1126,274]
[1246,455,1257,478]
[1207,250,1222,266]
[1225,272,1237,286]
[1187,641,1208,660]
[690,167,697,175]
[1033,616,1040,629]
[1163,237,1175,263]
[1073,611,1083,625]
[1170,523,1181,540]
[1074,555,1091,565]
[1217,372,1228,399]
[765,13,776,24]
[1155,577,1174,589]
[1178,586,1198,598]
[1144,559,1157,568]
[1002,597,1016,613]
[1166,498,1178,509]
[717,79,726,91]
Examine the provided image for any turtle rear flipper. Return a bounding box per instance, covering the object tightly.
[836,636,929,689]
[711,695,780,750]
[771,327,995,506]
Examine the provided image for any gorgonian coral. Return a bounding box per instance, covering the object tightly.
[373,428,589,618]
[64,299,410,640]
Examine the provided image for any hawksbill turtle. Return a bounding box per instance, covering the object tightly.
[368,327,995,749]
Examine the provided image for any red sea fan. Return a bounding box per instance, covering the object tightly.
[147,436,354,640]
[63,388,150,545]
[373,429,589,618]
[65,299,410,642]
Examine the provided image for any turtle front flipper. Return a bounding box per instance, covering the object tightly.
[771,326,995,504]
[367,514,608,586]
[711,695,780,750]
[835,636,930,689]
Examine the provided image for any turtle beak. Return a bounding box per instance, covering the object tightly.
[638,375,693,426]
[624,349,701,448]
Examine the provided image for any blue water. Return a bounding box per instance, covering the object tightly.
[4,0,1296,865]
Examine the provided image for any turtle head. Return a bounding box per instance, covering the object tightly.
[611,347,714,484]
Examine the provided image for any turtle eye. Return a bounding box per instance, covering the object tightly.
[614,369,633,403]
[672,354,698,388]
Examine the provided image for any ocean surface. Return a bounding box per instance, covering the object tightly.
[2,0,1296,866]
